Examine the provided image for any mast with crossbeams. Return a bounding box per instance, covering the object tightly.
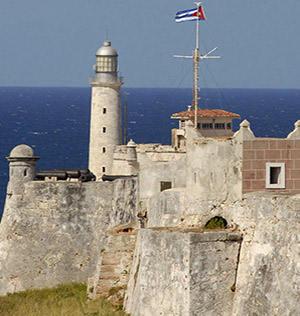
[174,2,220,130]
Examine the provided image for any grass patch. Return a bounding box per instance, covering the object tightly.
[204,216,228,230]
[0,283,129,316]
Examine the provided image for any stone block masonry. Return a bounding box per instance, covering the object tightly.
[226,194,300,316]
[0,178,137,295]
[125,229,242,316]
[89,226,137,301]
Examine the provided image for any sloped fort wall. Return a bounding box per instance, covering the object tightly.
[134,188,300,316]
[125,229,242,316]
[0,178,137,295]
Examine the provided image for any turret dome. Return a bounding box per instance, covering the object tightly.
[9,144,35,158]
[127,139,136,147]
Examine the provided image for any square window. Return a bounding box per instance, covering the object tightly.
[266,163,285,189]
[160,181,172,192]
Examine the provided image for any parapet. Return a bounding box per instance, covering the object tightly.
[287,120,300,139]
[233,119,255,141]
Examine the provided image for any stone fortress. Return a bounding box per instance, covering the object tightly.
[1,40,300,316]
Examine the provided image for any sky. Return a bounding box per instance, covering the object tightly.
[0,0,299,89]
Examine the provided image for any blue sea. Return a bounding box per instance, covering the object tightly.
[0,87,300,219]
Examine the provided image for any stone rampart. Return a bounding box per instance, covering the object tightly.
[0,178,137,295]
[124,229,242,316]
[186,137,242,201]
[145,188,300,316]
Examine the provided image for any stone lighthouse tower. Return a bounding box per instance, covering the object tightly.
[89,41,123,179]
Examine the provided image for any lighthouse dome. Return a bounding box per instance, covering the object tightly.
[96,41,118,57]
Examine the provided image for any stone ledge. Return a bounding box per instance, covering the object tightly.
[148,228,242,243]
[189,231,242,243]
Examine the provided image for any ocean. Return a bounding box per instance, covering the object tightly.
[0,87,300,219]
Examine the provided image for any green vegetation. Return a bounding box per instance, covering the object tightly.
[0,283,129,316]
[204,216,228,230]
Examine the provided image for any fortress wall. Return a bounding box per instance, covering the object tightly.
[125,229,242,316]
[145,189,300,315]
[125,229,191,316]
[137,153,187,205]
[186,138,243,201]
[0,178,137,295]
[227,194,300,316]
[147,189,186,227]
[178,193,300,315]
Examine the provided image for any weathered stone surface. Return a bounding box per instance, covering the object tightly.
[110,178,137,227]
[125,229,242,316]
[189,235,241,316]
[125,229,190,316]
[89,228,137,301]
[186,137,242,202]
[147,189,185,227]
[133,190,300,316]
[227,194,300,316]
[0,178,137,295]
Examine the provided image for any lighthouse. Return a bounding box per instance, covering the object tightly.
[88,41,123,179]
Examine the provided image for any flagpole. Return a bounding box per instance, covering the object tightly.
[174,3,220,131]
[194,2,201,130]
[124,90,128,145]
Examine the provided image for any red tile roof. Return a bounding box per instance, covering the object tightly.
[171,109,240,119]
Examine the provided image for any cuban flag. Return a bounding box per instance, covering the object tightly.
[175,6,206,23]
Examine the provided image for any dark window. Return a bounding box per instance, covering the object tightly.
[266,162,285,189]
[227,123,232,129]
[102,166,106,173]
[270,167,281,184]
[160,181,172,192]
[103,127,106,133]
[202,123,213,129]
[103,108,107,114]
[215,123,225,129]
[197,123,201,129]
[102,147,106,153]
[24,169,27,177]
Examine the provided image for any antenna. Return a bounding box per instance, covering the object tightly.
[174,2,220,130]
[124,90,128,145]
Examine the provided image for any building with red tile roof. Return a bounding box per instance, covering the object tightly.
[171,108,240,148]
